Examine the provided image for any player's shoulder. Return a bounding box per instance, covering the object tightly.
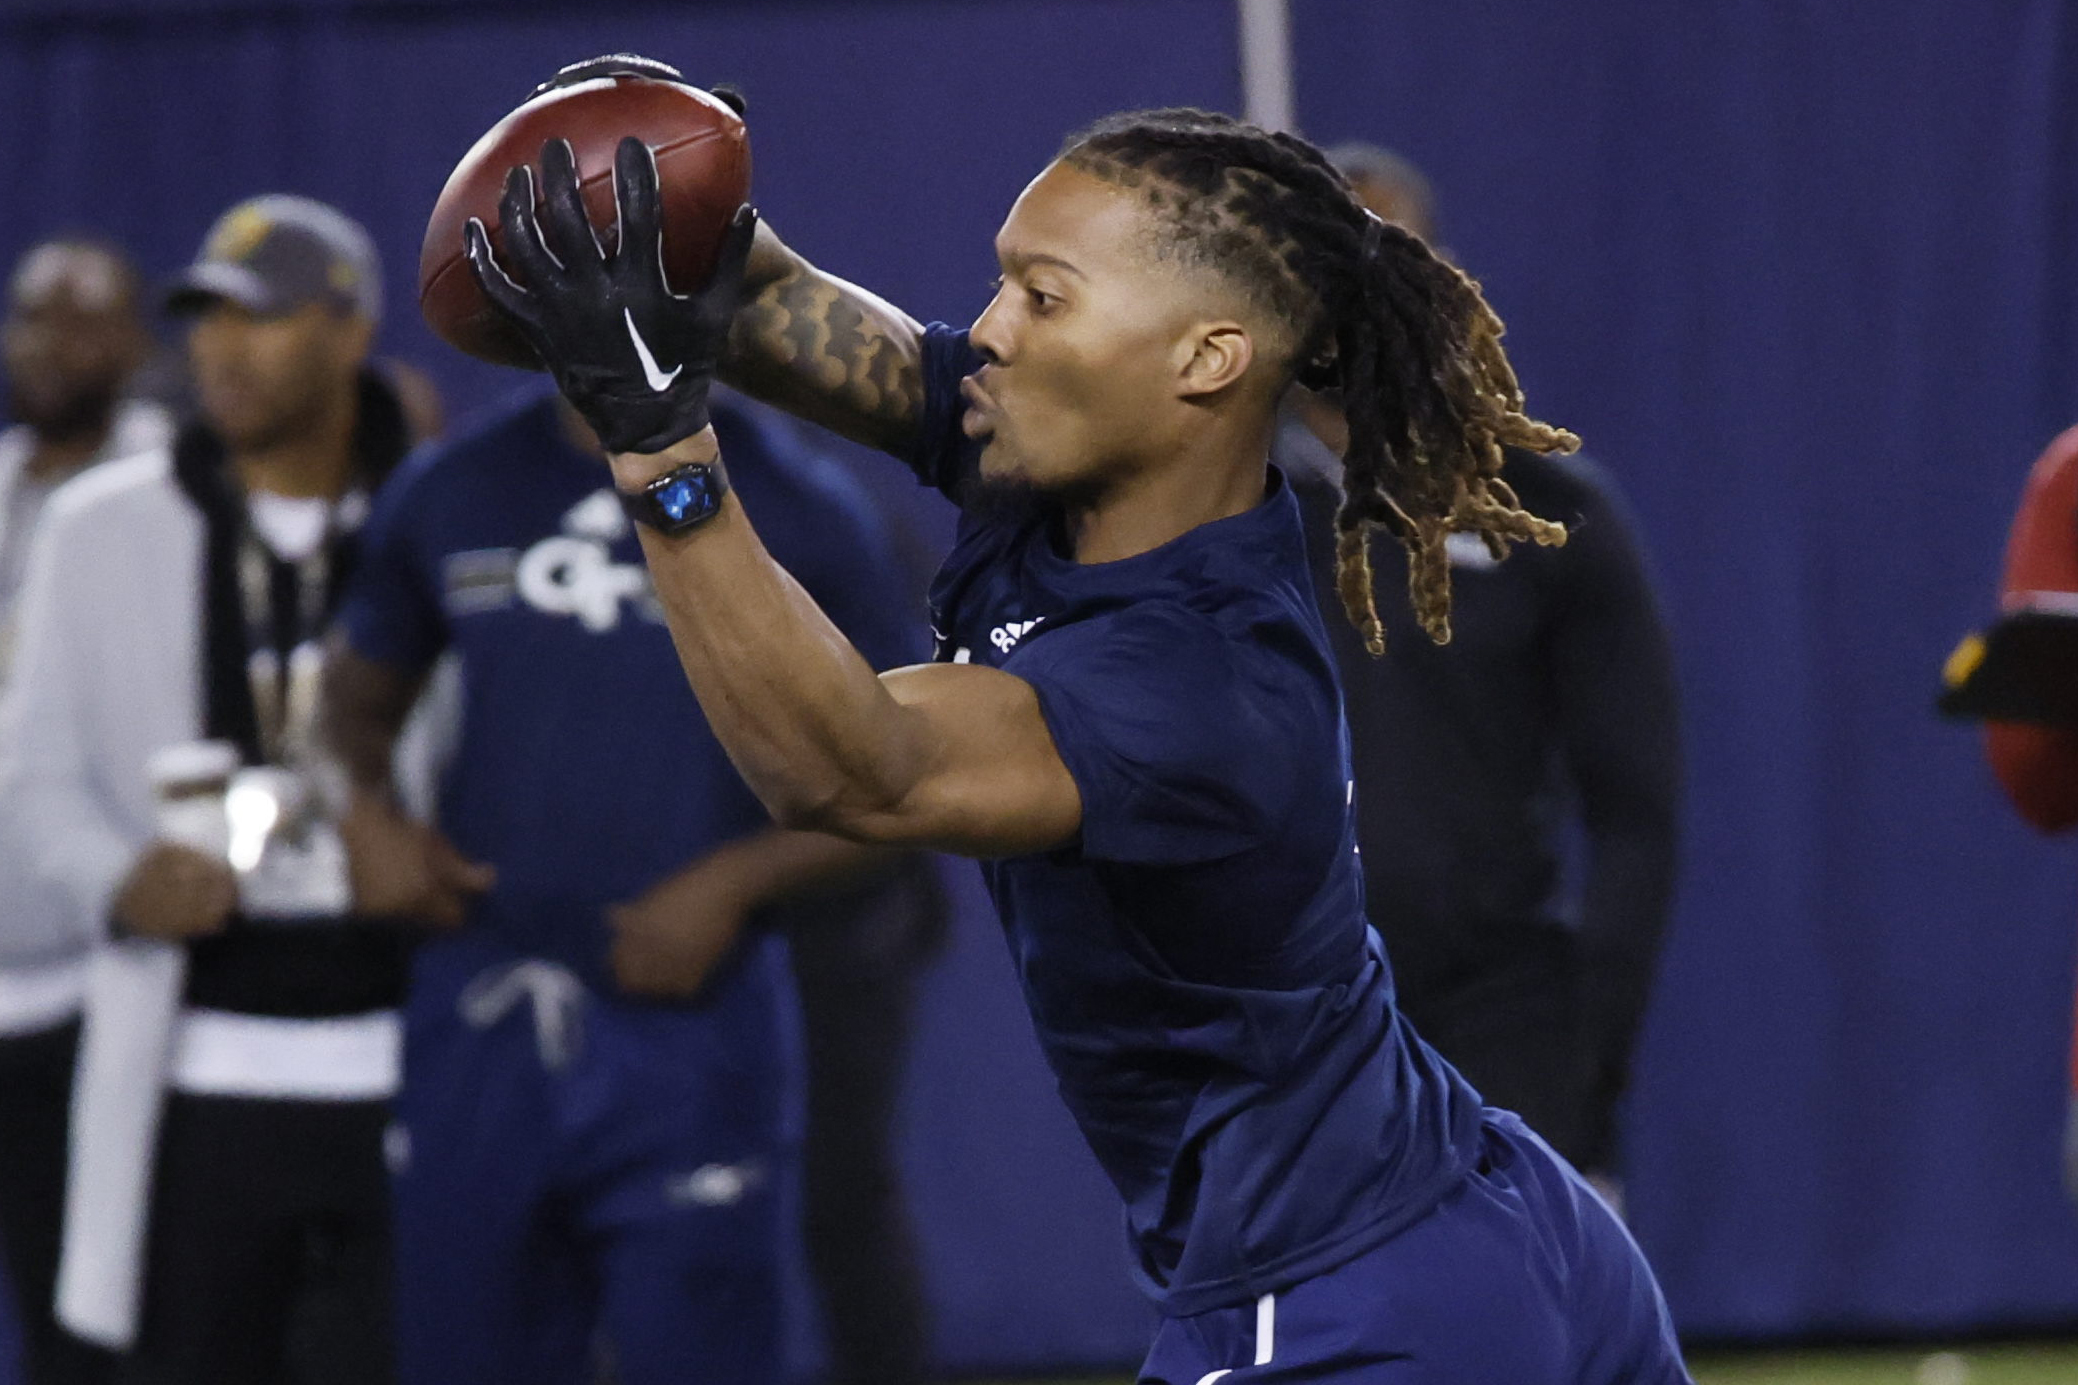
[1502,448,1626,517]
[1013,592,1328,806]
[1501,450,1655,573]
[1023,593,1304,697]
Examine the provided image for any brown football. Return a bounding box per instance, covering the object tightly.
[420,74,750,368]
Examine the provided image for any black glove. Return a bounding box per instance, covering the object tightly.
[463,135,757,455]
[528,54,746,116]
[530,53,688,99]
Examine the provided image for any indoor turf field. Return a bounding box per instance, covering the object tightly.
[1684,1346,2078,1384]
[969,1344,2078,1385]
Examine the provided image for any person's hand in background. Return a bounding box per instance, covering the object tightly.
[113,841,237,940]
[608,861,755,998]
[341,793,494,928]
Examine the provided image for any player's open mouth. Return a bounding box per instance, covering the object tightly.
[960,373,996,440]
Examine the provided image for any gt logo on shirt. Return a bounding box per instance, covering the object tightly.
[513,490,653,633]
[991,616,1043,653]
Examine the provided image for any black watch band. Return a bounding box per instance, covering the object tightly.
[618,461,729,535]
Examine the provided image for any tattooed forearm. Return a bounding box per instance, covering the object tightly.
[721,232,926,458]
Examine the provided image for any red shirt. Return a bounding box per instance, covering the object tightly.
[1987,425,2078,831]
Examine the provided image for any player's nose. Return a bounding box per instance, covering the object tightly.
[968,295,1011,366]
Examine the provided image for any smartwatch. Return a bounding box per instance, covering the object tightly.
[618,461,729,535]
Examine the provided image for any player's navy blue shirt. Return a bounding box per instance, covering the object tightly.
[339,387,918,989]
[912,326,1485,1315]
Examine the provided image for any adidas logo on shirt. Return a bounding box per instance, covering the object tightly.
[990,616,1044,653]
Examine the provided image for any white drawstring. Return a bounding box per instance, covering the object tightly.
[458,960,587,1072]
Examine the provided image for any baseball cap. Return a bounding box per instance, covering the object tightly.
[166,195,382,322]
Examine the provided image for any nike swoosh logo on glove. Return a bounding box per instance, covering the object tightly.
[624,309,683,391]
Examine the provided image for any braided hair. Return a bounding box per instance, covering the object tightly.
[1062,109,1577,652]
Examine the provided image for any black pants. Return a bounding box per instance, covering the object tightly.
[0,1021,113,1385]
[121,1094,393,1385]
[784,874,940,1385]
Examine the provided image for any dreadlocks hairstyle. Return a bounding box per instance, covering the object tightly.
[1062,109,1577,653]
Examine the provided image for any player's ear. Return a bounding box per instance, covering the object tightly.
[1176,321,1254,400]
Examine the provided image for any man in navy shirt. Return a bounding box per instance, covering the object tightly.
[320,386,920,1385]
[462,64,1690,1382]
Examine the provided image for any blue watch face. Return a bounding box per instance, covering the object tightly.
[623,461,725,534]
[654,468,719,523]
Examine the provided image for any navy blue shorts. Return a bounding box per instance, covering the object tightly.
[390,935,799,1385]
[1140,1111,1691,1384]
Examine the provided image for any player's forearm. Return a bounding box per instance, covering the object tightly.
[318,635,425,801]
[1567,816,1677,1169]
[720,222,927,459]
[689,825,893,912]
[611,434,934,840]
[1578,814,1678,1074]
[1559,560,1681,1083]
[1570,764,1679,1066]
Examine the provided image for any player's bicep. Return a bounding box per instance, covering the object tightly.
[845,661,1082,858]
[721,227,926,459]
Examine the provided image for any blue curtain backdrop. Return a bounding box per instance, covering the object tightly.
[1,0,2077,1373]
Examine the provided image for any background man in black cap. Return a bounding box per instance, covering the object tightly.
[0,193,450,1385]
[0,236,168,1385]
